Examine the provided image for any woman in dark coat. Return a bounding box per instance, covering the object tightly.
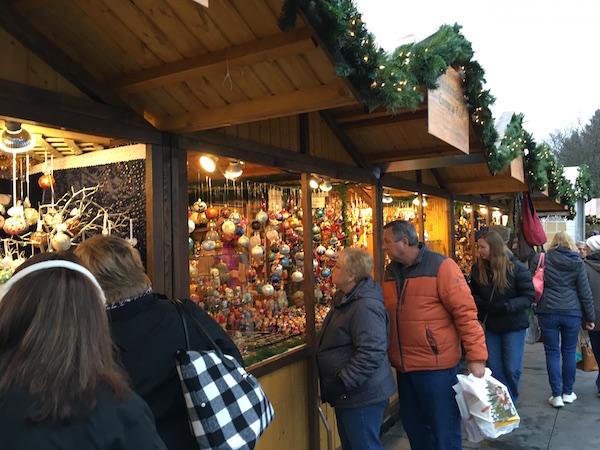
[470,230,535,402]
[0,252,165,449]
[75,235,243,450]
[535,231,595,408]
[584,235,600,397]
[316,247,396,450]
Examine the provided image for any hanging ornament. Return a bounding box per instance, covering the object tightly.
[256,210,268,224]
[250,245,265,259]
[238,235,250,248]
[51,231,71,251]
[265,228,279,242]
[230,211,242,224]
[291,270,304,283]
[206,230,219,241]
[188,219,196,234]
[214,240,223,251]
[321,268,331,278]
[197,201,207,213]
[3,216,27,235]
[262,283,275,296]
[38,173,54,190]
[279,243,290,255]
[221,219,235,235]
[206,206,218,220]
[325,248,336,259]
[201,239,216,252]
[316,245,326,256]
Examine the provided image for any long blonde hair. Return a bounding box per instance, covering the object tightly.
[548,231,578,252]
[477,231,514,292]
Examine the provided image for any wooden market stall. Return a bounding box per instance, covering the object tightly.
[0,1,579,449]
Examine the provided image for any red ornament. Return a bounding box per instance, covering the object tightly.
[205,206,218,220]
[38,173,55,190]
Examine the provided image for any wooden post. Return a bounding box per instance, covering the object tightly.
[372,181,384,283]
[301,172,320,450]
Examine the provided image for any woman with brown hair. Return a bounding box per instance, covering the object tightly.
[75,234,243,449]
[470,230,535,403]
[535,231,595,408]
[0,252,165,449]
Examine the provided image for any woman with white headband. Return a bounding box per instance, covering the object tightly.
[0,252,166,449]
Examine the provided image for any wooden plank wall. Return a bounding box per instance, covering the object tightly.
[0,28,84,98]
[218,116,300,152]
[424,196,450,256]
[216,112,355,167]
[308,112,355,165]
[255,359,310,450]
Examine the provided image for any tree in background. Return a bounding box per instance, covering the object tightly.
[549,109,600,197]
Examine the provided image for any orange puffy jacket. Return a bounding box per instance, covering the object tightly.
[382,245,487,373]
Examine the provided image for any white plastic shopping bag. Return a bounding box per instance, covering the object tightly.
[453,368,520,441]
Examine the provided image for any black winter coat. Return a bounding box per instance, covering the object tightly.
[108,293,243,450]
[0,386,166,450]
[585,251,600,323]
[316,277,396,409]
[470,254,535,333]
[535,247,595,322]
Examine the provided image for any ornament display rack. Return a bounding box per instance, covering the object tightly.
[454,202,488,276]
[187,181,358,365]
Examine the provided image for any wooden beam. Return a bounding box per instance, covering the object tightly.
[430,168,446,190]
[366,146,459,163]
[380,153,486,172]
[111,27,317,94]
[64,139,83,155]
[156,82,357,133]
[319,110,367,168]
[445,176,528,195]
[340,109,428,131]
[0,79,162,144]
[0,0,126,107]
[380,173,451,199]
[179,131,377,185]
[347,185,373,208]
[36,136,64,159]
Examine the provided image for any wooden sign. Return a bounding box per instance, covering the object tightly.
[192,0,209,7]
[427,66,469,153]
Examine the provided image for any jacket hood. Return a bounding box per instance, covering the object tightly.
[585,251,600,272]
[547,246,581,270]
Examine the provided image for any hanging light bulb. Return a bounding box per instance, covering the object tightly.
[382,188,393,204]
[199,155,217,172]
[479,206,488,215]
[492,209,502,220]
[225,160,243,179]
[422,195,428,207]
[0,121,35,153]
[463,204,472,213]
[319,177,332,192]
[309,175,320,189]
[412,192,420,206]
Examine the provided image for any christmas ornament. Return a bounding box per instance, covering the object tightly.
[229,211,242,224]
[291,270,304,283]
[205,206,218,220]
[279,243,290,255]
[3,216,27,235]
[201,239,216,252]
[221,219,235,235]
[256,210,268,223]
[188,219,196,234]
[251,245,265,259]
[238,235,250,248]
[51,232,71,251]
[38,173,54,190]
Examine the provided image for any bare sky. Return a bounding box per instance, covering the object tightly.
[353,0,600,143]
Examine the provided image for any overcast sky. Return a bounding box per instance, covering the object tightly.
[353,0,600,143]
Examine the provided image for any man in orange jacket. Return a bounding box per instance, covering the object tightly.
[382,220,487,450]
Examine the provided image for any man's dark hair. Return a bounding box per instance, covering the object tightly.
[383,220,419,246]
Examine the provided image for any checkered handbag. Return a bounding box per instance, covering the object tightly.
[173,300,275,450]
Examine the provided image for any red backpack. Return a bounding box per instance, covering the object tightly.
[532,253,545,304]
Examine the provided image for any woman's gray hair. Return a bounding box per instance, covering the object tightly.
[383,220,419,246]
[337,247,373,282]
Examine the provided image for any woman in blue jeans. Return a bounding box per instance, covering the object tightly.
[470,230,535,403]
[535,231,595,408]
[316,248,396,450]
[583,235,600,397]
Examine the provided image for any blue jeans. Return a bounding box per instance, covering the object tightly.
[537,313,581,397]
[588,330,600,391]
[397,364,461,450]
[484,328,527,403]
[335,400,387,450]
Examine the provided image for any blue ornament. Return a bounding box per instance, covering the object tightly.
[188,237,194,251]
[271,274,281,283]
[235,225,245,236]
[315,209,325,218]
[281,257,290,267]
[321,267,331,278]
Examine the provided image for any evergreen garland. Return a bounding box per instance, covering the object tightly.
[575,164,593,202]
[278,0,579,213]
[525,143,551,192]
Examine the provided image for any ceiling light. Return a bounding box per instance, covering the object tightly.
[492,209,502,219]
[199,155,217,172]
[309,175,319,189]
[412,193,420,206]
[479,206,488,215]
[463,204,472,213]
[422,195,428,207]
[319,178,332,192]
[225,160,243,179]
[0,121,35,153]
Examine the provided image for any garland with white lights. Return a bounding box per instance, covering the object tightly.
[278,0,591,214]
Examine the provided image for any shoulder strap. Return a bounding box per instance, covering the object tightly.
[172,299,190,351]
[535,252,545,271]
[172,299,237,370]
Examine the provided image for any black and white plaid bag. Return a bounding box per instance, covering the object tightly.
[173,300,275,450]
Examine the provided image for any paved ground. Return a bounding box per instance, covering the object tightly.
[381,342,600,450]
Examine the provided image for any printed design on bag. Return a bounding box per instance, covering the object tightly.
[486,380,518,428]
